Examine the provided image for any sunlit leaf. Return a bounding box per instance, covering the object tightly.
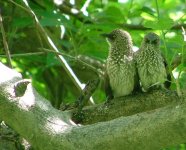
[141,6,156,16]
[143,18,174,30]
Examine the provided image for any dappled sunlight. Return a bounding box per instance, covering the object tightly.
[70,0,75,5]
[60,25,65,39]
[2,0,186,149]
[45,117,73,133]
[69,119,80,126]
[36,99,50,111]
[0,63,21,83]
[118,0,129,3]
[182,27,186,41]
[169,11,185,20]
[165,32,176,38]
[173,69,180,79]
[53,0,64,5]
[71,8,79,14]
[81,0,91,16]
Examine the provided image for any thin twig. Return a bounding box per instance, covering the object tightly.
[0,48,103,75]
[155,0,160,20]
[8,0,86,96]
[126,0,134,19]
[8,0,30,13]
[0,52,45,57]
[39,48,102,75]
[39,48,74,58]
[0,10,12,68]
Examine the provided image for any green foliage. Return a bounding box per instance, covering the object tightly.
[143,17,174,30]
[0,0,186,148]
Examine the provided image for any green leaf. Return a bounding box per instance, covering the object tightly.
[39,18,62,26]
[104,6,124,22]
[93,3,125,24]
[143,18,174,30]
[46,53,60,66]
[141,6,156,16]
[12,17,33,28]
[35,10,74,28]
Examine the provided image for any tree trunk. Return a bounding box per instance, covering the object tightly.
[0,62,186,150]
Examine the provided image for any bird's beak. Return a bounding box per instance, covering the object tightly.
[100,33,111,38]
[101,33,114,41]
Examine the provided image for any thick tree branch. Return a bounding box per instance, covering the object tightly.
[0,62,186,149]
[75,90,178,125]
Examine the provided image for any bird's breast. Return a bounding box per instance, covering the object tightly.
[106,57,136,97]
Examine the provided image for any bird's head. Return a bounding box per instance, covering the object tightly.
[102,29,132,48]
[143,32,160,47]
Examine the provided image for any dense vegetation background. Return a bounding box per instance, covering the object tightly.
[0,0,186,149]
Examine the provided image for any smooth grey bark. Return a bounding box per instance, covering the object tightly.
[0,62,186,150]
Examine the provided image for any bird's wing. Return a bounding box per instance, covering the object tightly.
[104,70,114,101]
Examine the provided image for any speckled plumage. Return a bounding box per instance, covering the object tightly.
[135,32,167,91]
[105,29,137,98]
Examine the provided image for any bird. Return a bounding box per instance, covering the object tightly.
[102,29,138,100]
[135,32,169,92]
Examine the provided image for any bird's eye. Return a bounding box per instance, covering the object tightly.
[145,39,150,43]
[151,39,158,44]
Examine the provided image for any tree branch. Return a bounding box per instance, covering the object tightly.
[74,90,178,125]
[0,11,12,68]
[121,23,186,30]
[0,62,186,149]
[55,2,186,31]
